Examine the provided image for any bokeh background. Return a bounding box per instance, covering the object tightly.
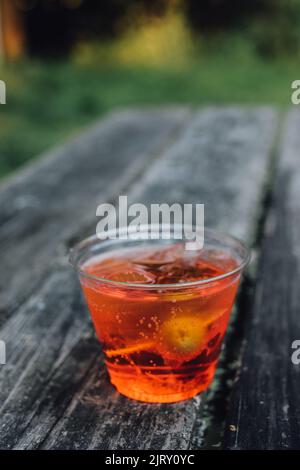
[0,0,299,178]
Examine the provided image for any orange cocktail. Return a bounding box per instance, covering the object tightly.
[71,227,249,403]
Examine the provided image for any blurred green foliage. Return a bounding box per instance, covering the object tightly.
[0,52,296,178]
[185,0,300,57]
[248,0,300,57]
[0,1,299,178]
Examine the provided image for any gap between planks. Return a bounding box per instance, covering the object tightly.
[223,109,300,450]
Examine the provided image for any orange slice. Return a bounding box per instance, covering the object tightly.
[159,307,227,360]
[198,307,228,325]
[160,315,205,360]
[106,341,154,357]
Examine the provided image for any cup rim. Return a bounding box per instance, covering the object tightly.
[69,225,251,289]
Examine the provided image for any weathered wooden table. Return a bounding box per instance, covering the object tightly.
[0,107,299,450]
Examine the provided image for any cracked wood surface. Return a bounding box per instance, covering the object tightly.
[224,109,300,450]
[0,107,281,449]
[0,108,189,324]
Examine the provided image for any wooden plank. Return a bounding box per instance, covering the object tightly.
[224,109,300,450]
[0,108,189,323]
[128,107,277,240]
[0,266,95,450]
[0,107,278,450]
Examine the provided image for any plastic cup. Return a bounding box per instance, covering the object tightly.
[70,225,250,403]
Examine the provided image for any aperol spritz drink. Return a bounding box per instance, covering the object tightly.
[71,227,249,403]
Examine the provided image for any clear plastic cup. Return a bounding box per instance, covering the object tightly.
[70,225,250,403]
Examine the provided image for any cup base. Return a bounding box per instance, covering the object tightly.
[110,376,214,403]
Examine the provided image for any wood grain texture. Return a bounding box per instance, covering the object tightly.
[224,109,300,450]
[0,107,278,450]
[0,108,189,323]
[129,107,277,240]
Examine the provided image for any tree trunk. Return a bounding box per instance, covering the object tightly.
[0,0,25,60]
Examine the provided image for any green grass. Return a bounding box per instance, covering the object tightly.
[0,55,297,178]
